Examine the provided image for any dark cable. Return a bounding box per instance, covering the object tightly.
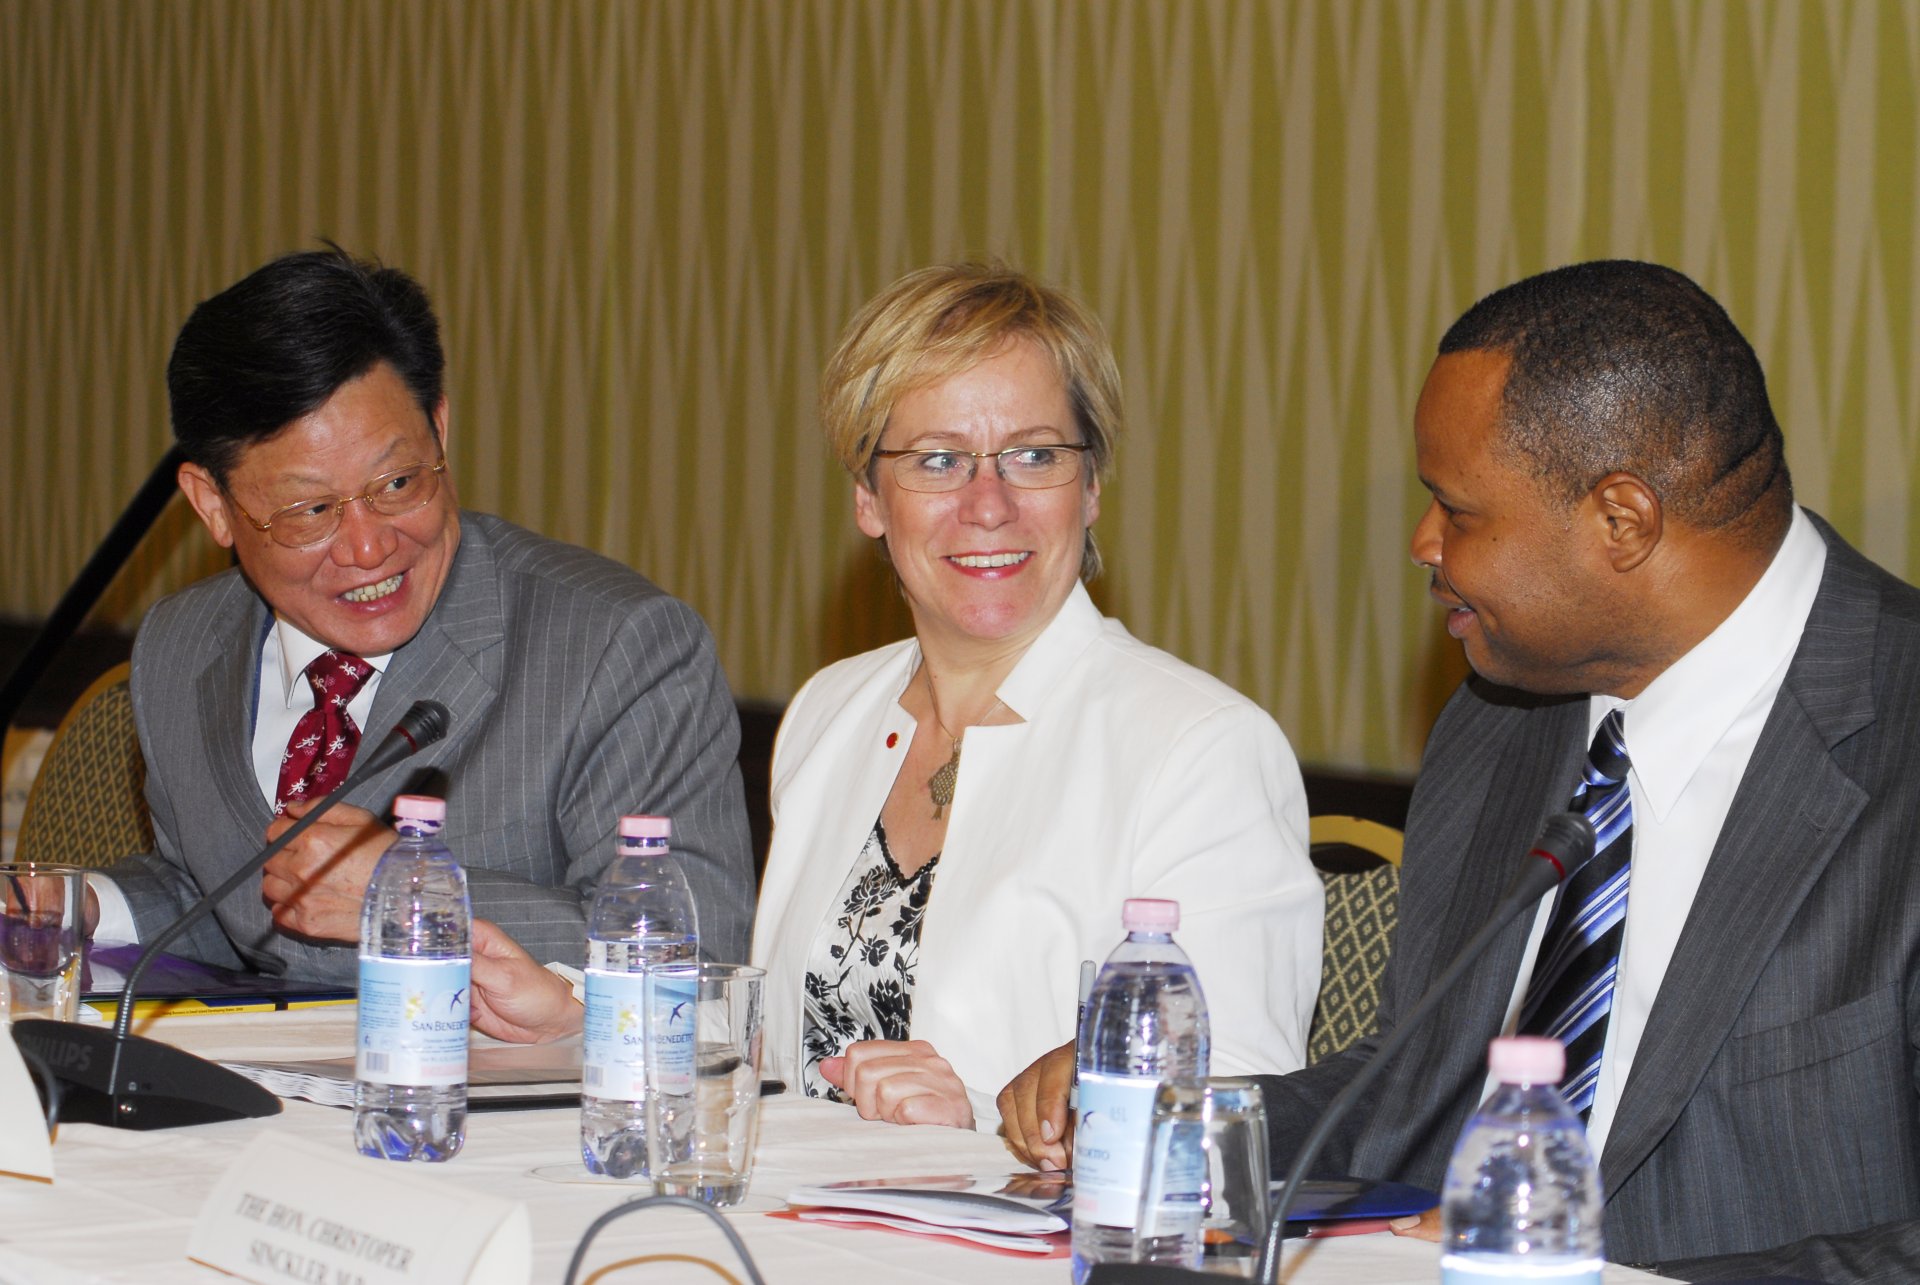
[563,1194,769,1285]
[14,1038,63,1134]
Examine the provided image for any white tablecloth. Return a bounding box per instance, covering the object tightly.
[0,1009,1666,1283]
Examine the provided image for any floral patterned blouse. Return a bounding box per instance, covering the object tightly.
[799,819,941,1102]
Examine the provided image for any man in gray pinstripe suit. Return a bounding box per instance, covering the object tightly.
[87,246,756,985]
[1005,262,1920,1279]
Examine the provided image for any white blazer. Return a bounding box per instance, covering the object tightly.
[751,584,1323,1126]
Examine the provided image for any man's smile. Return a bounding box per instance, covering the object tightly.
[341,572,405,604]
[1428,574,1477,637]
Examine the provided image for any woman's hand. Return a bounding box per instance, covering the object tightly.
[995,1039,1075,1170]
[468,918,583,1043]
[818,1039,975,1129]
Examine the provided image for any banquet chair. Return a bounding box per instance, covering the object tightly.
[1304,815,1402,1064]
[16,663,153,868]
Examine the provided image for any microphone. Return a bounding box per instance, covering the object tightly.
[1507,811,1594,904]
[1087,812,1596,1285]
[12,700,451,1131]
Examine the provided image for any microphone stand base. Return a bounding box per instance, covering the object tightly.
[13,1018,283,1131]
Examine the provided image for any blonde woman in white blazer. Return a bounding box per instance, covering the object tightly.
[749,264,1323,1132]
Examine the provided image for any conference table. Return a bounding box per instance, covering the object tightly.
[0,1008,1666,1283]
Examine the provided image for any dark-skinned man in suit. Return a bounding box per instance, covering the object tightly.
[1000,260,1920,1280]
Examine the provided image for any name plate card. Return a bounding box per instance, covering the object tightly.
[0,1032,53,1183]
[188,1132,530,1285]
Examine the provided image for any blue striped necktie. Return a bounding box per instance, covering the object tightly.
[1517,709,1633,1117]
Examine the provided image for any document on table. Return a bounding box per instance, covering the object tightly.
[84,943,354,1019]
[224,1036,585,1108]
[785,1174,1070,1234]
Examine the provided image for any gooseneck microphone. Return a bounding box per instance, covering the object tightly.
[11,700,451,1131]
[1087,812,1597,1285]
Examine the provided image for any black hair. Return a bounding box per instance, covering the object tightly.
[167,243,444,483]
[1439,260,1791,534]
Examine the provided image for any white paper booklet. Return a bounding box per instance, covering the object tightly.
[222,1037,584,1108]
[785,1172,1070,1235]
[792,1210,1058,1253]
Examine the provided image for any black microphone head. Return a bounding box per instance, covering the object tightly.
[396,700,452,751]
[1533,812,1596,883]
[1499,812,1597,906]
[342,700,452,784]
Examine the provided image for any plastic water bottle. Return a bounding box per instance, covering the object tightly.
[353,794,471,1162]
[580,814,700,1177]
[1071,898,1210,1281]
[1440,1037,1604,1283]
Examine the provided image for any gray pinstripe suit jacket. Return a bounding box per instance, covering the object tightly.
[108,512,756,985]
[1259,517,1920,1280]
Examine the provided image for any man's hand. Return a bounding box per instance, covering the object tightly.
[996,1039,1075,1170]
[258,801,395,941]
[1389,1209,1442,1241]
[818,1039,975,1129]
[468,918,583,1043]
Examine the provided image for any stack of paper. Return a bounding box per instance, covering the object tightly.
[222,1037,587,1109]
[784,1174,1071,1255]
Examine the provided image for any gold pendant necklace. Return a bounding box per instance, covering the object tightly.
[928,736,962,820]
[921,666,994,821]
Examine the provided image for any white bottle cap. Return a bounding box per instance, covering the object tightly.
[1488,1036,1564,1085]
[1122,898,1179,933]
[618,815,671,840]
[393,794,446,823]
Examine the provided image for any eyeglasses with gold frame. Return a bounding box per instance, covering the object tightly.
[228,459,449,549]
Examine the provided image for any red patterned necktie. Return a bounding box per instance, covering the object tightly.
[274,650,374,816]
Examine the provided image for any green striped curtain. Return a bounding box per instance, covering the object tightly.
[5,0,1915,773]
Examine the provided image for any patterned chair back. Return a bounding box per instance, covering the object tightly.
[16,663,153,868]
[1305,816,1403,1065]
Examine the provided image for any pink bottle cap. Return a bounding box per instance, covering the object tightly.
[1488,1036,1564,1085]
[393,795,446,823]
[1122,898,1180,933]
[619,815,671,840]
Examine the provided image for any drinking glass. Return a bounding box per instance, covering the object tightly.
[0,864,87,1023]
[1136,1076,1271,1276]
[643,962,765,1206]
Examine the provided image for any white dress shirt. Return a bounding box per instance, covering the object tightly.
[247,621,390,802]
[1486,505,1827,1160]
[90,618,389,944]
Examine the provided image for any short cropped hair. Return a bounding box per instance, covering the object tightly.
[819,263,1122,580]
[168,244,445,484]
[1439,260,1791,535]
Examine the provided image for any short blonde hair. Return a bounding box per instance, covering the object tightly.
[819,263,1123,579]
